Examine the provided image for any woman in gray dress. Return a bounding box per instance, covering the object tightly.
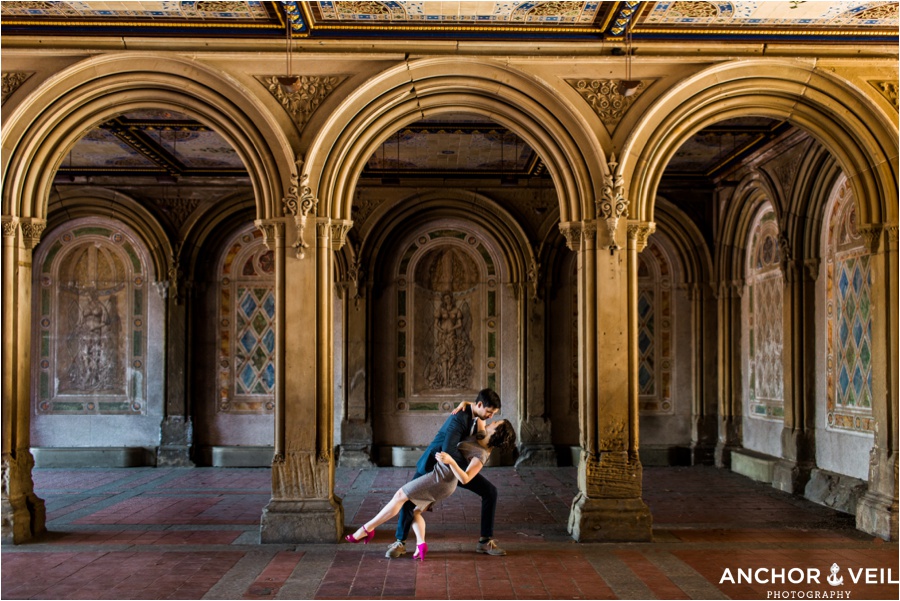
[345,417,516,561]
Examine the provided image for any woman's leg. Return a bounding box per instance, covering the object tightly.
[350,488,410,540]
[411,509,426,546]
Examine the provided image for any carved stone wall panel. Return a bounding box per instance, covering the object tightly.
[32,219,149,415]
[394,228,499,413]
[257,75,345,133]
[566,79,652,134]
[747,205,785,421]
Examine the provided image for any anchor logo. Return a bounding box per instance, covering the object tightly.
[827,562,844,586]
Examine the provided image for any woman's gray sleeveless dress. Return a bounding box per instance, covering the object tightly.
[401,439,489,511]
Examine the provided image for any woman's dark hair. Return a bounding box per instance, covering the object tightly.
[487,420,516,452]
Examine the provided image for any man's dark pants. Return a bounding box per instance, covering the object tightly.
[394,471,497,541]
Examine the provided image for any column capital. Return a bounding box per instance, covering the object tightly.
[858,224,885,254]
[559,220,598,252]
[330,219,353,251]
[1,215,18,238]
[255,218,287,251]
[19,217,46,250]
[626,220,656,252]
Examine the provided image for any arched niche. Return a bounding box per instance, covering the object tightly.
[31,216,162,450]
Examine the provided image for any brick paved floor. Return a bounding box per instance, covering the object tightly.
[2,465,897,600]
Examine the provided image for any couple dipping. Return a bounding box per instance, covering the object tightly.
[345,388,516,561]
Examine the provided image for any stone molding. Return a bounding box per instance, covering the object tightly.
[1,72,33,105]
[859,224,885,254]
[598,153,628,251]
[257,75,345,133]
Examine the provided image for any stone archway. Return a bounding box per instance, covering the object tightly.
[1,53,295,544]
[620,59,898,540]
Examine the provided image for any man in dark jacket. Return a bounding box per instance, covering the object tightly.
[385,388,506,558]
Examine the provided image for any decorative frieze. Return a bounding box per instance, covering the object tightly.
[1,72,33,105]
[258,75,344,133]
[566,78,649,133]
[869,79,898,109]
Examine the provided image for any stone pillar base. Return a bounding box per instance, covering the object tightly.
[157,446,194,467]
[515,444,557,467]
[856,490,899,542]
[1,493,46,544]
[567,493,653,542]
[157,417,194,467]
[690,443,716,466]
[772,458,813,494]
[714,442,737,469]
[260,498,344,543]
[337,445,375,468]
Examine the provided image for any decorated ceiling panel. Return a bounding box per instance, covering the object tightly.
[2,1,896,41]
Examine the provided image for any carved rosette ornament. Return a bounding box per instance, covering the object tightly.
[1,72,33,105]
[258,75,344,133]
[597,153,629,251]
[282,158,318,259]
[19,218,46,250]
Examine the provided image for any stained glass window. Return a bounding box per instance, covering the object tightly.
[637,240,674,414]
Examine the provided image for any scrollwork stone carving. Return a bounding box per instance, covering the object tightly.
[258,75,345,133]
[869,80,899,109]
[597,154,629,251]
[566,78,648,133]
[2,72,33,105]
[282,157,318,259]
[1,216,18,238]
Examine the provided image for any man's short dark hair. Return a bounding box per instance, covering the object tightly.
[475,388,501,410]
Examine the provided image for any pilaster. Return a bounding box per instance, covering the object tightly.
[688,283,717,465]
[855,224,898,541]
[1,216,47,543]
[157,243,194,466]
[772,253,818,493]
[715,279,743,468]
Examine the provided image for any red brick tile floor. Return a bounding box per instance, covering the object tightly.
[2,466,896,600]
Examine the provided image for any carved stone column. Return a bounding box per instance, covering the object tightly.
[688,283,717,465]
[1,216,47,544]
[563,218,652,542]
[517,258,555,465]
[157,243,194,466]
[855,225,898,541]
[715,279,744,468]
[335,229,373,467]
[772,252,818,493]
[259,189,346,541]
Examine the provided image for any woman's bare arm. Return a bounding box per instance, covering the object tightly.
[435,452,484,484]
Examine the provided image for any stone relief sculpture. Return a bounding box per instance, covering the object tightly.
[426,291,474,389]
[65,288,119,391]
[417,246,476,391]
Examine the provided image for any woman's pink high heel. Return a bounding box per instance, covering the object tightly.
[345,526,375,544]
[413,542,428,561]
